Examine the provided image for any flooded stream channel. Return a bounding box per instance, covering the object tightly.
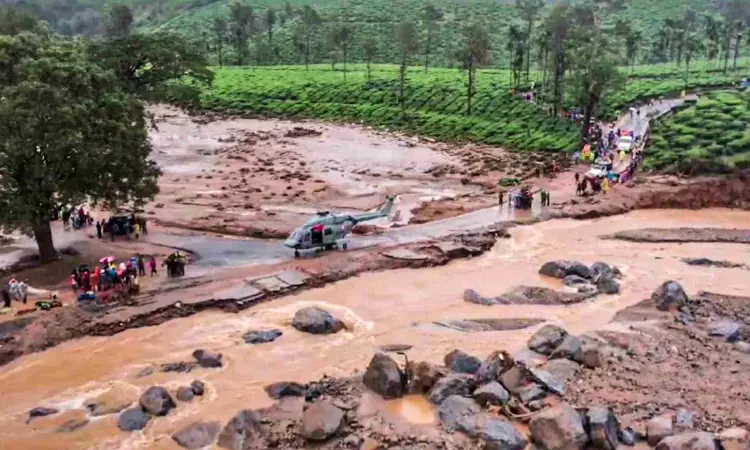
[2,209,750,449]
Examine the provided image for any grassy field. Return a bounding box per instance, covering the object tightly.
[648,90,750,173]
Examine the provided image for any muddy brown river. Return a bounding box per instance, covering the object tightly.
[2,209,750,449]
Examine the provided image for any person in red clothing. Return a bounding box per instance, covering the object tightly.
[149,256,158,277]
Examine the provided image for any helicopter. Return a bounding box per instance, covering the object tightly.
[284,196,395,257]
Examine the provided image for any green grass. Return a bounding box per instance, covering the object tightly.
[648,90,750,173]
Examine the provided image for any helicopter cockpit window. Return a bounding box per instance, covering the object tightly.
[324,228,333,236]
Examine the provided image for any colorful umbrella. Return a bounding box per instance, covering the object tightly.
[99,256,116,263]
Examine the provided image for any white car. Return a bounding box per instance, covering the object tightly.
[587,162,612,178]
[617,136,633,152]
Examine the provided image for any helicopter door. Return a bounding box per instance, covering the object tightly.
[324,227,334,243]
[311,224,324,245]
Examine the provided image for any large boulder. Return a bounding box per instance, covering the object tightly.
[362,353,405,399]
[192,349,223,368]
[563,275,590,287]
[655,432,717,450]
[464,289,500,305]
[652,281,688,311]
[242,329,283,344]
[444,349,482,374]
[292,307,345,334]
[528,325,569,355]
[428,373,477,405]
[550,335,583,362]
[176,386,195,402]
[264,381,307,399]
[406,361,445,394]
[473,382,510,407]
[596,275,621,295]
[591,262,619,279]
[540,260,592,280]
[190,380,205,396]
[217,410,264,450]
[172,422,221,449]
[587,406,620,450]
[539,359,582,385]
[529,403,588,450]
[439,395,482,430]
[139,386,176,416]
[500,365,530,394]
[27,407,58,423]
[648,414,674,446]
[518,383,547,403]
[528,367,565,396]
[440,396,526,450]
[301,400,344,441]
[117,407,151,432]
[718,427,750,450]
[476,350,510,384]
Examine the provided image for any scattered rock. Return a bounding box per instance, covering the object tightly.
[652,281,688,311]
[428,373,477,405]
[161,362,198,373]
[587,406,620,450]
[500,365,530,394]
[682,258,745,269]
[264,381,307,399]
[655,432,716,450]
[217,410,263,450]
[718,427,750,450]
[343,434,362,447]
[27,407,59,423]
[707,320,742,342]
[578,284,600,297]
[539,359,581,385]
[191,380,205,396]
[439,395,481,430]
[529,403,588,450]
[518,383,547,403]
[139,386,176,416]
[292,307,345,334]
[301,400,344,441]
[407,361,445,394]
[647,414,674,446]
[675,409,694,431]
[118,407,151,432]
[539,260,592,280]
[444,349,482,374]
[591,262,620,279]
[596,275,621,295]
[57,419,89,433]
[379,344,413,352]
[242,329,283,344]
[549,335,583,362]
[440,396,527,450]
[473,381,510,406]
[192,349,223,368]
[177,386,195,402]
[172,421,221,449]
[581,343,605,369]
[464,288,499,305]
[563,275,590,286]
[137,367,155,377]
[619,427,638,446]
[528,367,566,396]
[735,342,750,354]
[363,353,405,399]
[476,350,511,384]
[528,324,569,355]
[528,400,546,411]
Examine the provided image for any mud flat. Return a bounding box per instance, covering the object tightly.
[604,227,750,244]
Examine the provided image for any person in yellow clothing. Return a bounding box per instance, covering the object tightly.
[135,222,142,239]
[602,177,610,193]
[619,150,626,162]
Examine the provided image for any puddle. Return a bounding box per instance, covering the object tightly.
[385,395,436,425]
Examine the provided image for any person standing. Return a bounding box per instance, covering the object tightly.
[498,190,504,208]
[96,221,102,239]
[135,222,141,239]
[70,274,78,294]
[137,255,146,277]
[1,286,10,308]
[149,256,158,277]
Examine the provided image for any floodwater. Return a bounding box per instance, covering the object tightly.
[2,209,750,449]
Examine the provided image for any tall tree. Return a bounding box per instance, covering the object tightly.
[536,29,551,102]
[515,0,545,82]
[683,31,703,87]
[732,20,745,71]
[397,21,420,110]
[422,4,444,72]
[264,8,276,45]
[300,5,322,71]
[507,23,525,89]
[457,23,491,116]
[705,14,721,68]
[230,2,255,66]
[0,6,41,36]
[212,17,228,67]
[544,1,570,117]
[331,24,353,80]
[362,38,378,80]
[0,34,160,261]
[105,4,133,38]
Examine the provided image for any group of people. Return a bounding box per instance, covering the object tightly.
[95,214,148,241]
[71,255,159,298]
[61,206,94,230]
[1,279,26,308]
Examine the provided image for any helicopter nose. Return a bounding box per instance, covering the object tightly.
[284,239,297,248]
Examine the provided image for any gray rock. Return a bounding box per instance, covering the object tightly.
[242,329,283,344]
[539,260,592,280]
[581,343,605,369]
[708,321,741,342]
[648,414,674,446]
[118,407,151,432]
[500,365,530,394]
[444,349,482,374]
[217,410,263,450]
[528,400,546,411]
[27,407,59,423]
[190,380,205,396]
[439,395,482,430]
[735,341,750,354]
[528,325,569,355]
[619,427,638,446]
[264,381,307,399]
[596,275,621,295]
[136,367,155,377]
[343,434,362,447]
[292,306,345,334]
[428,373,477,405]
[591,262,619,279]
[577,284,600,297]
[528,367,566,396]
[518,383,547,403]
[139,386,176,416]
[473,382,510,406]
[301,400,344,441]
[172,421,221,449]
[652,281,688,311]
[176,386,195,402]
[587,406,620,450]
[549,335,583,362]
[717,427,750,450]
[540,359,581,384]
[655,432,716,450]
[192,349,223,368]
[563,275,590,287]
[57,419,89,433]
[675,409,694,431]
[529,403,588,450]
[476,350,511,384]
[363,353,405,399]
[161,362,198,373]
[464,288,499,305]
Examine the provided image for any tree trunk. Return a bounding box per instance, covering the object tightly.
[424,29,431,72]
[218,41,223,67]
[579,93,597,150]
[34,221,57,263]
[399,52,407,110]
[467,59,474,116]
[733,34,741,71]
[305,34,310,71]
[367,59,371,80]
[343,43,347,81]
[525,20,532,83]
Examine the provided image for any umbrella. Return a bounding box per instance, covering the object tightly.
[99,256,116,263]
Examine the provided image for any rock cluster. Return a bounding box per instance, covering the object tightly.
[117,381,206,434]
[540,260,623,296]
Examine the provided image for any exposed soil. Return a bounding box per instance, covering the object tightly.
[604,227,750,244]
